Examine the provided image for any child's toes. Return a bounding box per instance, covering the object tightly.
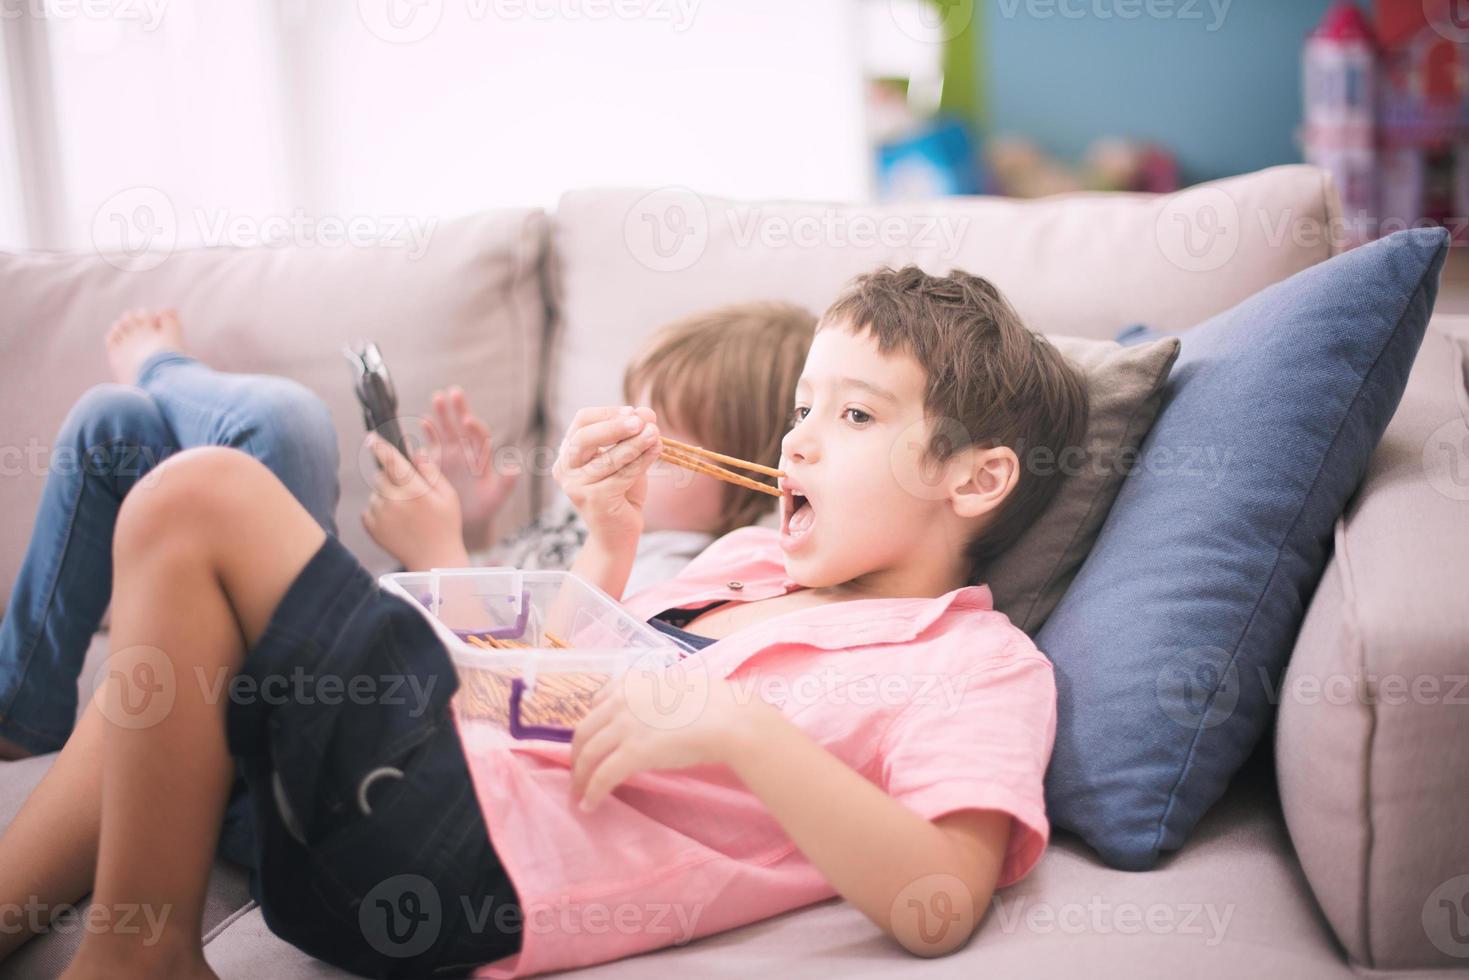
[106,312,136,345]
[157,308,184,343]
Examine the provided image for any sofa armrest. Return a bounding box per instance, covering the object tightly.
[1277,324,1469,970]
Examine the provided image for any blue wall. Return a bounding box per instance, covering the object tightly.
[980,0,1337,183]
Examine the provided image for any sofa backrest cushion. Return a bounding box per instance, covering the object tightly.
[544,164,1340,459]
[0,210,549,613]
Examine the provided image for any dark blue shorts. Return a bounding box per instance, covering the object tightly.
[222,533,523,977]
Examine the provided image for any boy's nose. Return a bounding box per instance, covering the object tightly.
[781,427,816,464]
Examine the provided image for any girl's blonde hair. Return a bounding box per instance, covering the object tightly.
[623,301,816,537]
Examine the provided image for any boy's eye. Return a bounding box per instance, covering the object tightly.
[789,406,873,426]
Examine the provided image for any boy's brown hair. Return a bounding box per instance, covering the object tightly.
[823,266,1089,584]
[624,301,816,537]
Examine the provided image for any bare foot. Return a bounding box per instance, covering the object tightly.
[106,309,185,385]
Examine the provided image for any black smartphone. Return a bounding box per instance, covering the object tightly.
[342,340,414,469]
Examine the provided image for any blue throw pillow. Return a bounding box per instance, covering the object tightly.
[1037,227,1449,870]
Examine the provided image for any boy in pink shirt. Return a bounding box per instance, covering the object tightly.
[0,266,1087,978]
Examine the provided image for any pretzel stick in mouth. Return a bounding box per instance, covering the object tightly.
[658,438,783,497]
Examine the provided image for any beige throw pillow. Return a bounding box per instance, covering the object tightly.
[988,335,1181,634]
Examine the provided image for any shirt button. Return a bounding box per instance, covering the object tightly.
[727,580,744,591]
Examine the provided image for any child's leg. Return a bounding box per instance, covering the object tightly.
[0,700,108,959]
[0,386,181,757]
[46,446,327,979]
[132,338,340,535]
[0,312,341,759]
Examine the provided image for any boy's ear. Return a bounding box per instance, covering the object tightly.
[949,446,1020,520]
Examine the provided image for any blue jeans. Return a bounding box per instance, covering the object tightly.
[0,352,341,754]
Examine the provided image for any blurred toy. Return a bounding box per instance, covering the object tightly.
[1302,1,1380,246]
[875,116,986,199]
[986,136,1179,199]
[1302,1,1469,245]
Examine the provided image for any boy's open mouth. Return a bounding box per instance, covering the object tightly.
[781,478,816,547]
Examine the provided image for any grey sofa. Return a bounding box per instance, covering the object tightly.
[0,165,1465,977]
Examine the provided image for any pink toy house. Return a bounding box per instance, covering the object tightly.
[1303,1,1379,246]
[1302,0,1469,245]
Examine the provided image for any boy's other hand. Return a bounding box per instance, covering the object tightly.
[552,405,661,546]
[421,386,520,553]
[362,432,470,571]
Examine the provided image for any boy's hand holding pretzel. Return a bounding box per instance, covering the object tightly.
[552,406,661,547]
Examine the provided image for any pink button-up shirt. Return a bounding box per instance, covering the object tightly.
[467,527,1056,978]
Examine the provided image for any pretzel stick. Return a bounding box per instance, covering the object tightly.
[467,631,570,650]
[659,436,784,478]
[658,448,782,497]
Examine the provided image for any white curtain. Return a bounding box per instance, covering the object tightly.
[1,0,874,252]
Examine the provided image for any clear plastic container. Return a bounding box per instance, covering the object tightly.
[379,567,681,742]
